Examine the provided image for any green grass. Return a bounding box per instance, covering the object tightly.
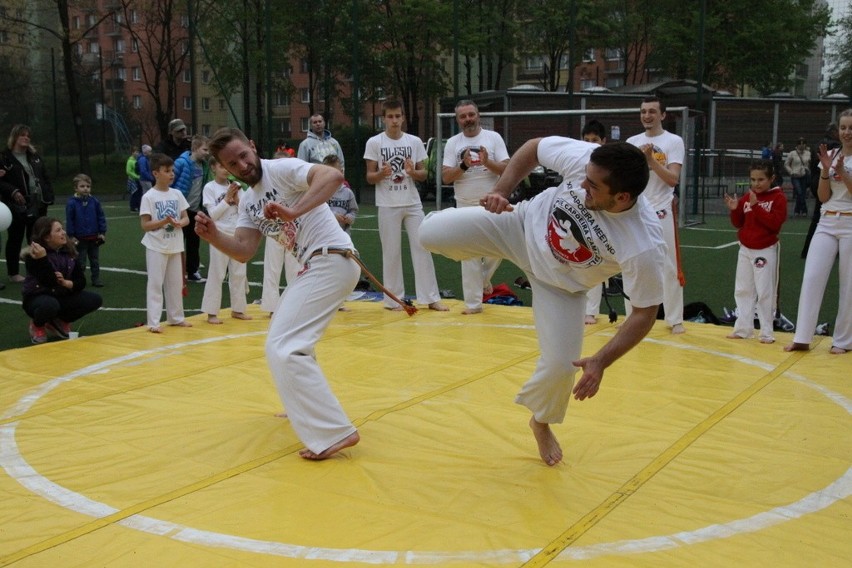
[0,195,839,351]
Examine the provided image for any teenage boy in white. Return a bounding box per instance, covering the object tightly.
[627,96,686,334]
[139,153,192,333]
[364,98,447,311]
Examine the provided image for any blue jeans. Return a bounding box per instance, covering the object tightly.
[791,176,808,215]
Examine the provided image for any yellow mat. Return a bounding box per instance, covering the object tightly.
[1,301,849,567]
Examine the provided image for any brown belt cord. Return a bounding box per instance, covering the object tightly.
[311,249,418,316]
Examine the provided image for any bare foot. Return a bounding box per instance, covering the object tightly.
[830,346,848,354]
[207,316,223,325]
[170,321,193,327]
[726,333,745,339]
[784,342,810,352]
[671,324,686,335]
[759,337,775,344]
[384,306,404,312]
[299,431,360,460]
[337,306,351,312]
[232,311,253,320]
[529,416,562,466]
[274,411,288,418]
[483,284,493,296]
[428,301,449,312]
[584,315,598,325]
[149,326,162,334]
[462,307,483,315]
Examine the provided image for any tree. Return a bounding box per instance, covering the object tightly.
[828,10,852,97]
[455,0,521,94]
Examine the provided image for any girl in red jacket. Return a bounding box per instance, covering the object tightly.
[723,160,788,343]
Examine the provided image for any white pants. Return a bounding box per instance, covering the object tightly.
[459,200,501,309]
[420,206,583,423]
[267,251,361,453]
[378,204,441,308]
[657,205,684,327]
[201,242,249,316]
[731,243,779,341]
[793,214,852,349]
[585,284,602,317]
[145,248,185,329]
[261,237,301,313]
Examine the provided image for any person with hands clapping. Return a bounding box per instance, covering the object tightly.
[786,108,852,355]
[139,153,192,333]
[21,216,102,344]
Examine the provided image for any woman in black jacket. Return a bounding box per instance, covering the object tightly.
[0,124,54,283]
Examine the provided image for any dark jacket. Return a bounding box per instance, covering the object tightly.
[0,148,54,220]
[155,136,191,161]
[66,194,107,240]
[21,246,86,301]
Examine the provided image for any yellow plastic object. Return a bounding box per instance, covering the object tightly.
[1,302,849,567]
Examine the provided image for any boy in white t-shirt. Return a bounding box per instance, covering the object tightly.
[363,99,447,311]
[200,157,252,324]
[139,153,192,332]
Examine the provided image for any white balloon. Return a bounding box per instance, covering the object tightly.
[0,201,13,232]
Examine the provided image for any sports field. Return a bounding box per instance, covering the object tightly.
[0,194,840,351]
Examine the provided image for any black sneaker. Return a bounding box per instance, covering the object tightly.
[92,280,104,287]
[187,272,206,282]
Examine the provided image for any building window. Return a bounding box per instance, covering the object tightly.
[300,58,309,73]
[374,116,385,130]
[183,69,191,83]
[180,15,189,28]
[300,117,309,132]
[605,76,624,89]
[132,39,138,53]
[524,56,544,71]
[130,10,138,24]
[279,119,291,136]
[202,124,211,136]
[300,88,310,103]
[201,97,210,111]
[201,70,210,84]
[183,96,192,110]
[116,67,126,80]
[605,48,623,60]
[115,39,125,53]
[73,16,80,29]
[132,95,142,109]
[219,98,226,111]
[132,67,141,81]
[580,78,596,90]
[0,31,7,44]
[582,48,595,63]
[86,14,96,27]
[89,42,99,54]
[275,91,289,106]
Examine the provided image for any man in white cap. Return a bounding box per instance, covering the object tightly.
[156,118,192,160]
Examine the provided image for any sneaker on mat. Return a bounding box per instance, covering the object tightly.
[29,321,48,344]
[44,319,71,339]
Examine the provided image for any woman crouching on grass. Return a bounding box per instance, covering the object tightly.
[21,216,102,344]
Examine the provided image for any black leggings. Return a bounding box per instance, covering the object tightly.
[22,291,103,326]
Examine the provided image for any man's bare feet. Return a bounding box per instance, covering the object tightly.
[170,321,193,327]
[274,411,288,418]
[671,323,686,334]
[759,337,775,344]
[830,346,849,354]
[584,315,598,325]
[483,284,493,296]
[299,431,360,460]
[462,307,483,315]
[149,326,162,334]
[726,333,745,339]
[529,416,562,466]
[384,306,404,312]
[232,311,253,320]
[428,301,449,311]
[784,342,810,352]
[207,316,223,325]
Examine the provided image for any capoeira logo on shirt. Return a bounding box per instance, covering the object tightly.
[248,188,299,252]
[380,146,413,187]
[155,199,180,234]
[546,195,601,267]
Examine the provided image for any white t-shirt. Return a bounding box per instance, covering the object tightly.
[363,132,427,207]
[202,180,240,235]
[443,129,510,206]
[140,186,189,254]
[626,130,684,211]
[518,137,667,308]
[234,158,353,264]
[820,151,852,213]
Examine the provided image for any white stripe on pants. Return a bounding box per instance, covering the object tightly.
[792,215,852,349]
[731,243,779,341]
[658,205,684,327]
[145,248,185,329]
[201,243,249,316]
[378,204,441,308]
[420,206,582,423]
[266,252,361,454]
